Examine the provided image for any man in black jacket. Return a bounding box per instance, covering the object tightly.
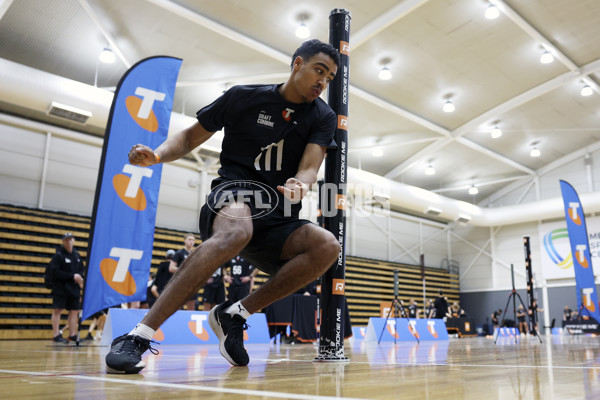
[50,232,84,343]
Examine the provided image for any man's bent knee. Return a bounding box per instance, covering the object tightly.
[314,230,341,267]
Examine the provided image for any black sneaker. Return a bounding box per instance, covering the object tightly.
[67,335,78,344]
[52,334,67,343]
[208,301,249,366]
[105,334,158,374]
[84,333,94,341]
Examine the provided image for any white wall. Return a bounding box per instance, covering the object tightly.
[0,118,210,231]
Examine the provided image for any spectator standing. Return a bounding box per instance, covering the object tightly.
[152,249,175,299]
[491,309,503,331]
[562,305,572,327]
[426,299,435,319]
[224,256,258,303]
[408,298,419,318]
[49,232,84,343]
[170,234,197,310]
[517,304,528,334]
[434,291,448,320]
[202,265,226,311]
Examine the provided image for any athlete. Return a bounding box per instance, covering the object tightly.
[105,39,341,373]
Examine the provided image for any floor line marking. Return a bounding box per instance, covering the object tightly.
[0,369,369,400]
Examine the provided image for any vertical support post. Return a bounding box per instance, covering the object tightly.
[317,8,351,362]
[524,236,536,333]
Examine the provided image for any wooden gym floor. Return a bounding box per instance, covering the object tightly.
[1,335,598,399]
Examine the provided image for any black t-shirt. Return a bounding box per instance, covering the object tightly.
[196,84,337,215]
[50,246,84,297]
[172,249,189,268]
[205,266,224,289]
[225,256,254,287]
[154,260,173,293]
[408,304,418,318]
[434,297,448,318]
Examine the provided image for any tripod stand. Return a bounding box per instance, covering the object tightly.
[378,270,419,344]
[494,264,542,344]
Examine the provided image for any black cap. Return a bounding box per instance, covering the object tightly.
[62,232,74,240]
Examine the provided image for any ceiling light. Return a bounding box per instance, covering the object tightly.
[490,126,502,139]
[539,50,554,64]
[372,147,383,157]
[378,66,392,80]
[443,100,455,113]
[295,22,310,39]
[468,185,479,195]
[99,47,116,64]
[581,84,593,97]
[484,4,500,19]
[425,164,435,175]
[530,147,541,157]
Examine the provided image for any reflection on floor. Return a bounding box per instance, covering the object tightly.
[1,335,600,399]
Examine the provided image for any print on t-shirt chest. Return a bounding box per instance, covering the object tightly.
[256,107,296,130]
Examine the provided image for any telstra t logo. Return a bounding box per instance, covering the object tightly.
[188,314,210,341]
[575,244,590,268]
[568,202,582,226]
[582,288,597,312]
[386,320,400,339]
[126,87,166,132]
[100,247,143,296]
[113,164,153,211]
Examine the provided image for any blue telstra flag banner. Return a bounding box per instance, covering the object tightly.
[559,180,600,323]
[82,56,182,321]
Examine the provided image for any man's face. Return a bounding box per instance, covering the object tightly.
[184,236,195,249]
[63,237,74,253]
[292,52,338,103]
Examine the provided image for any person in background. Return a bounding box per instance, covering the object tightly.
[448,301,461,318]
[562,305,572,327]
[202,263,226,311]
[517,304,527,334]
[408,298,419,318]
[426,299,435,319]
[152,249,176,300]
[170,233,197,311]
[49,232,84,343]
[84,309,107,341]
[140,273,157,309]
[434,291,448,320]
[528,299,543,334]
[491,308,503,332]
[224,255,258,303]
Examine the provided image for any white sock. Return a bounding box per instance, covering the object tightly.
[129,323,155,340]
[226,301,251,319]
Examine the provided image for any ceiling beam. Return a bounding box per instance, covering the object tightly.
[491,0,578,70]
[384,137,452,179]
[351,0,430,49]
[77,0,132,68]
[451,70,579,138]
[349,85,450,137]
[145,0,290,65]
[431,175,529,193]
[455,137,534,174]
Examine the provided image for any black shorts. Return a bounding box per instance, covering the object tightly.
[199,179,311,275]
[203,284,225,304]
[228,284,251,303]
[52,293,81,310]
